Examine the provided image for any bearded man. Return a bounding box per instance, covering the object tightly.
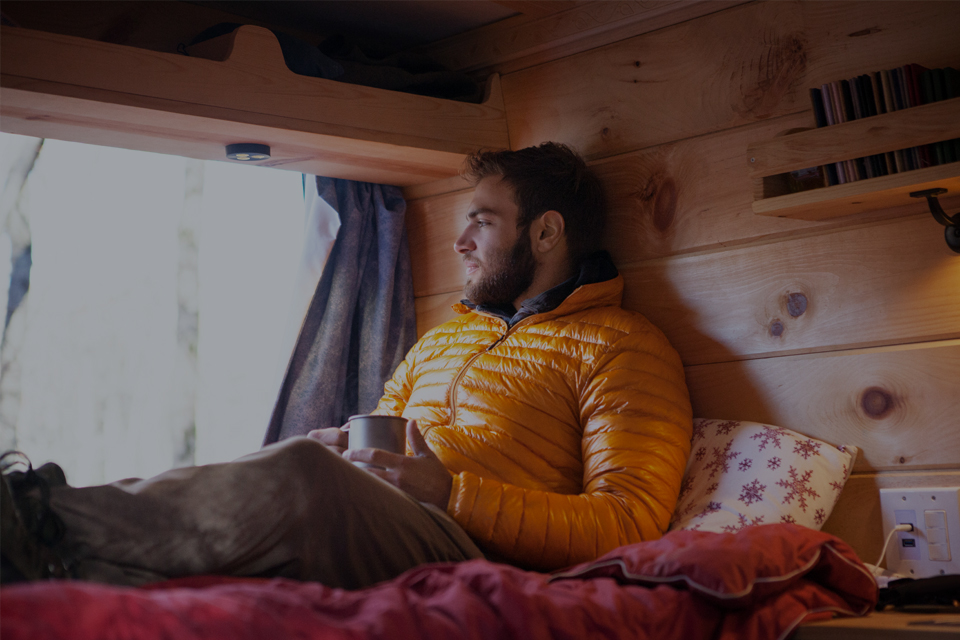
[2,143,692,589]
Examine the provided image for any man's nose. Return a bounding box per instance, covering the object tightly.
[454,228,475,254]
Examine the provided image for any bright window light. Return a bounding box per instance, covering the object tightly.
[0,134,306,486]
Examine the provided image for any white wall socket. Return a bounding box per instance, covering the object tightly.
[879,487,960,578]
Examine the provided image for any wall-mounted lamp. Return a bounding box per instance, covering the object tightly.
[910,188,960,254]
[225,143,271,162]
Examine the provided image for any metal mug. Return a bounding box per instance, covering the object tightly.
[347,415,407,469]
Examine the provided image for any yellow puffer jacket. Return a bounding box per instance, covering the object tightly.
[375,274,692,571]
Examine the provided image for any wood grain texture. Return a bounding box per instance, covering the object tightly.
[489,1,577,18]
[415,292,465,338]
[402,176,472,202]
[407,189,473,297]
[0,24,509,185]
[822,470,960,569]
[753,163,960,221]
[796,609,960,639]
[1,25,509,152]
[501,1,960,160]
[1,88,464,186]
[748,98,960,178]
[591,112,942,262]
[685,340,960,472]
[419,1,742,75]
[621,215,960,366]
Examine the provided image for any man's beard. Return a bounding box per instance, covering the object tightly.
[464,232,537,307]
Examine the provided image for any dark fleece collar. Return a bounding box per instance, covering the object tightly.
[462,250,619,327]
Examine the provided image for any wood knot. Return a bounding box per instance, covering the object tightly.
[861,387,895,419]
[786,292,808,317]
[638,171,663,202]
[653,177,677,232]
[848,27,881,37]
[769,319,784,337]
[601,127,611,138]
[634,60,641,67]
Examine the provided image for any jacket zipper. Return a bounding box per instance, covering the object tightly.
[448,323,515,426]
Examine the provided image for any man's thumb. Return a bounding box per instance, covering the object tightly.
[407,419,432,457]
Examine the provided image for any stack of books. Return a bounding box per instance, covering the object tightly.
[796,65,960,190]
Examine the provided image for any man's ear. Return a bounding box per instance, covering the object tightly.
[532,210,565,254]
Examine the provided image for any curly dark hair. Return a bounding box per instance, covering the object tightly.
[462,142,605,262]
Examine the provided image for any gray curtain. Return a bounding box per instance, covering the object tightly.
[262,177,416,445]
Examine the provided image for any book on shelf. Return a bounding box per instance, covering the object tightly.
[809,87,838,186]
[807,63,959,190]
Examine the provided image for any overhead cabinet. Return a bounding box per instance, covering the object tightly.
[0,24,509,186]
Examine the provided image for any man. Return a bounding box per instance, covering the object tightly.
[2,143,691,588]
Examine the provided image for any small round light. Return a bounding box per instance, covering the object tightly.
[226,143,270,161]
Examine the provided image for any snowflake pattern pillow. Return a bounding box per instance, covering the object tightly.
[668,419,857,534]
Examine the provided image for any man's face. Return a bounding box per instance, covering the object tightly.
[454,176,537,307]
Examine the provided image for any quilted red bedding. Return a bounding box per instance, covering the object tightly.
[1,524,877,640]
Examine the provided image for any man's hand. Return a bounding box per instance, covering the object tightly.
[307,426,348,454]
[342,420,452,510]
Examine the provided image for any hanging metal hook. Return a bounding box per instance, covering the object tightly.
[910,187,960,254]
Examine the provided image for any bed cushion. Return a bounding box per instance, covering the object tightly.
[552,523,876,611]
[668,419,857,534]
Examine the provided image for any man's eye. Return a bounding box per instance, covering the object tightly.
[476,220,489,227]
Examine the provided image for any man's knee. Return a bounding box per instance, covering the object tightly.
[267,437,349,494]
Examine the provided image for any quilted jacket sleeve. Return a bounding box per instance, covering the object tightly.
[374,357,413,419]
[446,327,692,571]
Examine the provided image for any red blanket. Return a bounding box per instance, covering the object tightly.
[2,524,877,640]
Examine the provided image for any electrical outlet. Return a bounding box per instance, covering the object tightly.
[879,487,960,578]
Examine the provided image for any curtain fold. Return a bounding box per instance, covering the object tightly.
[262,177,416,445]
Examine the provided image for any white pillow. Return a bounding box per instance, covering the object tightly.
[669,419,857,534]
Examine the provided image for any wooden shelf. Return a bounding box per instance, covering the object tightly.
[795,610,960,639]
[747,97,960,221]
[0,25,510,186]
[752,162,960,221]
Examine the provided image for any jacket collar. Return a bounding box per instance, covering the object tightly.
[456,251,622,326]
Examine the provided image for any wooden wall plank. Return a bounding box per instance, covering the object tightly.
[823,470,960,566]
[402,176,471,202]
[419,1,742,76]
[621,216,960,366]
[501,1,960,160]
[489,1,577,18]
[591,112,950,262]
[596,113,815,261]
[415,292,464,338]
[407,189,473,297]
[685,341,960,472]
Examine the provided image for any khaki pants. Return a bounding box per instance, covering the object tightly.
[49,437,483,589]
